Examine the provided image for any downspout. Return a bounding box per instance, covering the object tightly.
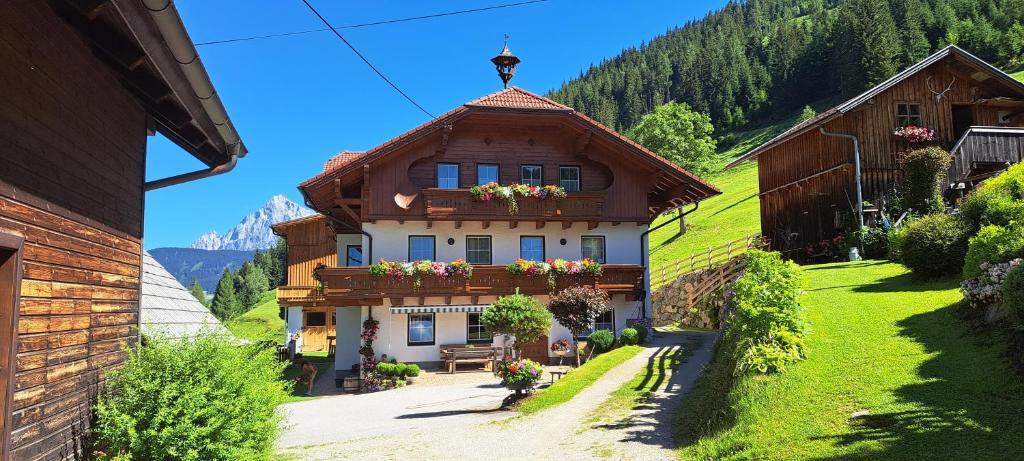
[144,151,238,191]
[637,202,700,318]
[819,127,865,231]
[298,187,373,264]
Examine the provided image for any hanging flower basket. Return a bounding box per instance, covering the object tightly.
[469,182,566,214]
[893,125,936,143]
[368,258,473,289]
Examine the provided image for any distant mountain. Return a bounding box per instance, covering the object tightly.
[148,247,256,292]
[191,195,313,251]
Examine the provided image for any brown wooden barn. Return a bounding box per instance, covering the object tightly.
[0,1,245,459]
[729,46,1024,254]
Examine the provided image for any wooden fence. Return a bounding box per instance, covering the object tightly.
[651,234,765,291]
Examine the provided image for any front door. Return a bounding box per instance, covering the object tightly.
[952,105,974,142]
[0,234,24,461]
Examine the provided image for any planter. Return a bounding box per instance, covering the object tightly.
[505,381,534,393]
[342,376,360,393]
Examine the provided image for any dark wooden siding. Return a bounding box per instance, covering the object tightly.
[757,58,1024,252]
[0,2,146,459]
[949,128,1024,182]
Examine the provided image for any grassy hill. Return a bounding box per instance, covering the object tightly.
[225,290,285,343]
[677,261,1024,459]
[1013,69,1024,82]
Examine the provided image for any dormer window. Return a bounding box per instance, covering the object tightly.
[897,103,922,127]
[521,165,542,186]
[437,163,459,189]
[559,166,580,192]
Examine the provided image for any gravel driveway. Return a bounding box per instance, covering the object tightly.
[277,330,718,460]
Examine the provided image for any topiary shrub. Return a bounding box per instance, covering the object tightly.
[94,335,289,460]
[898,146,952,214]
[899,213,969,278]
[402,363,421,378]
[1002,265,1024,324]
[588,330,615,354]
[963,223,1024,278]
[618,327,640,346]
[481,289,552,358]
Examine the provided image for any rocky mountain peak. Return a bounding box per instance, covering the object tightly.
[189,195,314,251]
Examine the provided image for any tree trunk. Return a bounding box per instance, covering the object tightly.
[679,210,687,235]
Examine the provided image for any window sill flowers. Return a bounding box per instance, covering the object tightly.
[506,258,603,288]
[469,182,566,214]
[368,258,473,289]
[893,125,936,143]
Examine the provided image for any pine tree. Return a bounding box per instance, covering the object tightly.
[799,105,817,122]
[234,261,269,312]
[188,278,207,306]
[210,268,240,320]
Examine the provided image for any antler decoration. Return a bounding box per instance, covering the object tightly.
[926,75,956,103]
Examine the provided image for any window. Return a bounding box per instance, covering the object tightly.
[520,236,545,261]
[305,311,327,327]
[466,236,492,265]
[559,166,581,192]
[408,313,435,345]
[467,312,491,343]
[896,103,922,127]
[477,164,499,185]
[582,236,606,263]
[580,310,615,338]
[437,163,460,189]
[408,236,435,261]
[520,165,543,186]
[346,245,362,266]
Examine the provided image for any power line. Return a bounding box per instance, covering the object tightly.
[300,0,436,119]
[195,0,547,47]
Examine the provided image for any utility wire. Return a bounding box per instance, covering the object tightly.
[195,0,547,46]
[300,0,436,119]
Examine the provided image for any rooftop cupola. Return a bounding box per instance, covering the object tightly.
[490,34,520,88]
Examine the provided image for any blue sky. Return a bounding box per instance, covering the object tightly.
[143,0,728,249]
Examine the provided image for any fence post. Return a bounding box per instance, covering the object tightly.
[706,248,713,270]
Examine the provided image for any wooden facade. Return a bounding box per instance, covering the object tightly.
[1,1,242,459]
[732,46,1024,253]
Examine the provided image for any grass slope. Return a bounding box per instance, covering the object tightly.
[517,345,643,415]
[225,290,285,343]
[1012,69,1024,82]
[676,261,1024,460]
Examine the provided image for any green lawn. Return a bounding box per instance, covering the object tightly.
[282,351,333,403]
[517,345,643,415]
[225,290,286,343]
[676,261,1024,460]
[1012,69,1023,82]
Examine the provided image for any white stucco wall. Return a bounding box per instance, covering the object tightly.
[362,220,646,265]
[334,307,362,372]
[336,234,363,266]
[286,306,303,351]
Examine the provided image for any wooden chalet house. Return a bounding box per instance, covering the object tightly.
[730,46,1024,253]
[274,46,719,376]
[0,1,244,459]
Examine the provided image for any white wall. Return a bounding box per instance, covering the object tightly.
[363,220,646,265]
[286,306,303,351]
[334,307,362,373]
[336,234,363,266]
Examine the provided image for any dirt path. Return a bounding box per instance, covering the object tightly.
[278,330,718,460]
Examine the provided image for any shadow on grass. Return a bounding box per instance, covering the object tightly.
[809,303,1024,460]
[849,272,959,293]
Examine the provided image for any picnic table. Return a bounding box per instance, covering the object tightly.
[440,344,501,373]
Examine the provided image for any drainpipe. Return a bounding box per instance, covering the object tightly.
[637,202,700,319]
[299,187,373,264]
[819,127,865,231]
[144,151,239,191]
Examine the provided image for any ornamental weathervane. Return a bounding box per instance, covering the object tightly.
[490,34,520,88]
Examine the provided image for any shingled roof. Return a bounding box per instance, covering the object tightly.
[140,252,231,340]
[324,151,366,172]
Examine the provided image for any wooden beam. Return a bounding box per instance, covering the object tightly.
[444,296,453,305]
[426,220,432,229]
[418,296,425,306]
[336,203,360,224]
[482,220,490,229]
[612,221,621,226]
[535,220,545,229]
[471,295,479,305]
[510,220,518,229]
[390,297,403,307]
[437,123,454,155]
[561,221,572,230]
[588,221,599,230]
[455,220,462,229]
[759,163,851,197]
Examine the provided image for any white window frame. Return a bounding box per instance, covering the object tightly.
[466,236,492,265]
[520,236,545,261]
[437,163,460,189]
[582,236,606,263]
[477,163,499,185]
[408,313,435,346]
[520,165,543,187]
[559,166,581,192]
[896,103,923,127]
[408,236,435,261]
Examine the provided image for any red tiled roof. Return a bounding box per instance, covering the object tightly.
[323,151,365,172]
[466,86,573,111]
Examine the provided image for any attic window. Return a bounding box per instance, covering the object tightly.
[897,103,923,127]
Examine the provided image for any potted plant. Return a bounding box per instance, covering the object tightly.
[495,359,543,394]
[550,339,571,365]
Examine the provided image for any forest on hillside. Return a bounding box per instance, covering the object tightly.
[548,0,1024,136]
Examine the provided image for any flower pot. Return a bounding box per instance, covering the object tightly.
[505,381,533,392]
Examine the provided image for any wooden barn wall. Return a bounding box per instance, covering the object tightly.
[0,2,146,459]
[757,58,1024,252]
[367,118,654,222]
[284,217,337,287]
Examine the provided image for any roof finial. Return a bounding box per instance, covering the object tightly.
[490,34,520,89]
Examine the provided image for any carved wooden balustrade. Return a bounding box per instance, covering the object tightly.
[313,264,644,305]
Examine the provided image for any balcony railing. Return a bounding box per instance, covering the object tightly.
[422,189,606,220]
[314,264,644,305]
[276,285,325,306]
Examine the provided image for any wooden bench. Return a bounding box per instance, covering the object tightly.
[440,344,500,373]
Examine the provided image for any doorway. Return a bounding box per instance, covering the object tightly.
[951,105,975,142]
[0,233,24,460]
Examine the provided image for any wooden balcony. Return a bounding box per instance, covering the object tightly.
[276,285,326,307]
[422,188,606,220]
[949,126,1024,183]
[315,264,645,305]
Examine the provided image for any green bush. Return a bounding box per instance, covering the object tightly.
[728,250,806,374]
[960,162,1024,232]
[887,222,910,262]
[899,213,969,278]
[633,325,649,344]
[898,146,952,214]
[375,362,399,377]
[481,290,552,357]
[94,335,289,460]
[963,223,1024,278]
[618,327,640,346]
[846,227,889,259]
[588,330,615,353]
[1002,265,1024,324]
[402,363,421,378]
